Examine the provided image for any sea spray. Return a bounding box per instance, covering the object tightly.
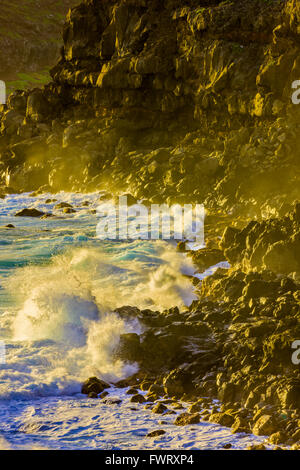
[0,229,197,397]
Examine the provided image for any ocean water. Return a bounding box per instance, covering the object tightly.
[0,192,266,450]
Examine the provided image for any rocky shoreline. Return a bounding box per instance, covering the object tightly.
[78,203,299,449]
[0,0,299,449]
[0,0,299,217]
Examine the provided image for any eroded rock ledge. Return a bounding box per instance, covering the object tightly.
[0,0,298,445]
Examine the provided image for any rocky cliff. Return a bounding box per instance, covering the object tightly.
[1,0,300,446]
[1,0,300,218]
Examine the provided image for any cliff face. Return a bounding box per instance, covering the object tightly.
[1,2,300,445]
[1,0,300,216]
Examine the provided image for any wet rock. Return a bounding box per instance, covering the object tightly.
[172,403,184,410]
[126,388,139,395]
[63,207,76,214]
[277,384,300,409]
[113,373,142,389]
[152,403,167,414]
[114,193,137,206]
[191,249,225,272]
[14,208,45,218]
[243,280,278,299]
[130,394,146,404]
[268,431,288,445]
[45,199,57,204]
[140,381,153,392]
[246,444,266,450]
[54,202,73,210]
[231,417,250,434]
[163,369,192,398]
[116,333,142,363]
[209,412,235,428]
[174,413,200,426]
[147,384,164,397]
[177,241,187,252]
[104,398,122,405]
[81,377,110,396]
[26,90,50,122]
[188,401,204,414]
[144,404,153,410]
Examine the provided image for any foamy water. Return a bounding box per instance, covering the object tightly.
[0,192,266,449]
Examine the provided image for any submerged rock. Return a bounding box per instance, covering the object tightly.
[252,415,277,437]
[130,394,146,404]
[14,208,45,218]
[146,430,166,438]
[152,403,167,414]
[104,398,122,405]
[54,202,73,210]
[174,413,200,426]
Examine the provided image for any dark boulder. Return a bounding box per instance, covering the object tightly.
[14,208,45,218]
[81,377,110,396]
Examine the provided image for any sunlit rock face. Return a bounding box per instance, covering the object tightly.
[1,0,300,214]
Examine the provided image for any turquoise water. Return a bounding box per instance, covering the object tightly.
[0,192,265,449]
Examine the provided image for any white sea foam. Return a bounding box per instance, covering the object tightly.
[0,192,198,400]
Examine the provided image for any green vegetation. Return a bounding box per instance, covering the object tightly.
[0,0,78,94]
[6,71,51,95]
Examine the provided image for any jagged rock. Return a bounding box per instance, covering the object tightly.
[81,377,110,396]
[146,430,166,438]
[252,415,277,436]
[231,417,250,434]
[104,398,122,405]
[174,412,200,426]
[26,90,49,122]
[130,394,146,404]
[126,387,139,395]
[269,431,288,445]
[152,403,167,414]
[54,202,73,209]
[209,412,235,428]
[0,0,299,216]
[116,333,142,363]
[63,207,76,214]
